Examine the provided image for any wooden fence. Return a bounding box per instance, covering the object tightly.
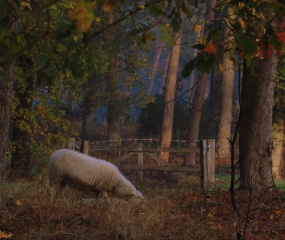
[67,138,216,189]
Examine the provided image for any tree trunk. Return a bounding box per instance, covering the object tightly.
[239,56,278,189]
[104,12,121,146]
[186,0,216,164]
[207,60,222,137]
[148,46,162,95]
[159,52,170,95]
[160,28,183,162]
[188,70,196,104]
[82,113,94,140]
[0,66,14,201]
[81,74,102,141]
[11,78,33,176]
[186,73,208,164]
[216,28,235,160]
[11,56,33,177]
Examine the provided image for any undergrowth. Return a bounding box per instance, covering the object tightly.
[1,175,285,239]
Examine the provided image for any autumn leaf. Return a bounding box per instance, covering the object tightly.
[68,0,95,32]
[204,42,217,54]
[21,1,32,10]
[252,45,263,59]
[103,0,117,12]
[277,50,283,57]
[14,199,22,206]
[194,24,202,33]
[275,209,282,215]
[275,32,285,44]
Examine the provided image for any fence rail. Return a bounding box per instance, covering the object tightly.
[68,138,216,189]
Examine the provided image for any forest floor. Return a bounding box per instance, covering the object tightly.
[1,174,285,240]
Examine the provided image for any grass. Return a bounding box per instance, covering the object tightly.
[1,174,285,239]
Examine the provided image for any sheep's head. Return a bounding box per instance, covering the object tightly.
[129,190,144,205]
[133,190,144,199]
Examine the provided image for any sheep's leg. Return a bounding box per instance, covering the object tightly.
[49,184,61,203]
[62,191,71,206]
[49,183,64,203]
[101,191,111,203]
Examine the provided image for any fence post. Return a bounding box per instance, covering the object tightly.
[137,143,144,179]
[200,139,215,189]
[80,140,89,155]
[67,138,76,150]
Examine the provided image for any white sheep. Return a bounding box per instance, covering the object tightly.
[48,149,144,204]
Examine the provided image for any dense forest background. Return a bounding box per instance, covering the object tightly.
[1,0,285,189]
[2,1,285,239]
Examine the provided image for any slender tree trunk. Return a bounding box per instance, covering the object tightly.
[217,28,235,160]
[186,0,216,164]
[188,70,196,104]
[160,27,183,162]
[82,114,94,140]
[81,74,101,141]
[186,73,208,164]
[148,46,162,95]
[208,61,222,137]
[187,29,201,105]
[0,66,14,202]
[239,55,277,189]
[159,52,171,95]
[11,78,33,175]
[11,57,33,177]
[104,13,121,145]
[205,0,221,138]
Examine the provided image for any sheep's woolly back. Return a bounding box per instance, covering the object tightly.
[49,149,140,199]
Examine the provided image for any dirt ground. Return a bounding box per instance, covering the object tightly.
[1,177,285,240]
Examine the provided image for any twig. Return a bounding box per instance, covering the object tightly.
[228,111,242,240]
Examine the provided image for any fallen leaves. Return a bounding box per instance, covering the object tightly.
[2,182,285,239]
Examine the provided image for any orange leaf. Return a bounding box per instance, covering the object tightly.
[204,42,217,54]
[68,0,95,32]
[103,0,116,12]
[275,209,282,215]
[252,44,264,59]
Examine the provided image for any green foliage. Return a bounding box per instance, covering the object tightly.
[6,1,94,157]
[159,24,175,46]
[12,83,78,151]
[182,52,215,77]
[0,0,19,62]
[182,0,285,76]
